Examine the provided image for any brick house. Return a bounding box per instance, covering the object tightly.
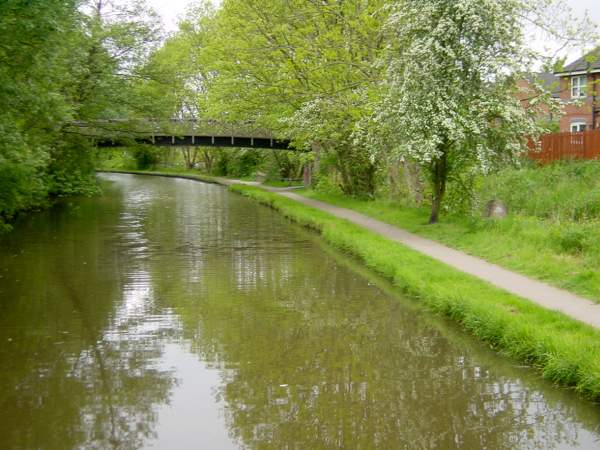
[516,72,561,126]
[554,49,600,132]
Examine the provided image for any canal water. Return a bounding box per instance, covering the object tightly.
[0,173,599,450]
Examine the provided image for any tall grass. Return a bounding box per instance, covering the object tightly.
[480,161,600,222]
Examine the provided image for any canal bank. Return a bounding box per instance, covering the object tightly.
[98,170,600,401]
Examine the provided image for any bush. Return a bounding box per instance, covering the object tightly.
[46,137,100,197]
[552,224,588,254]
[96,148,136,170]
[0,160,48,229]
[132,146,162,170]
[214,148,263,178]
[263,150,303,182]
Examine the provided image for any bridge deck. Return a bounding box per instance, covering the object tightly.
[69,119,296,150]
[96,135,294,150]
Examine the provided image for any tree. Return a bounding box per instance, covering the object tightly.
[129,2,215,169]
[52,0,163,196]
[68,0,163,122]
[374,0,591,223]
[0,0,163,229]
[203,0,387,195]
[133,2,214,121]
[0,0,80,227]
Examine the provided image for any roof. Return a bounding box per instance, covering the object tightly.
[525,72,561,97]
[556,48,600,75]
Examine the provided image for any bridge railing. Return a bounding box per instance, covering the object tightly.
[66,118,279,140]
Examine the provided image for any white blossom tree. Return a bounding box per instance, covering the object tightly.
[375,0,591,223]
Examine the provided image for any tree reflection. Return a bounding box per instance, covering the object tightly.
[161,233,600,450]
[2,175,599,450]
[0,184,177,450]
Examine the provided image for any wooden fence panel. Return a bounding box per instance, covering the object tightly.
[529,129,600,163]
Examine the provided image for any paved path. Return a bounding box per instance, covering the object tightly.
[246,185,600,330]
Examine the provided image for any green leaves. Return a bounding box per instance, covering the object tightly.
[0,0,162,228]
[199,0,387,195]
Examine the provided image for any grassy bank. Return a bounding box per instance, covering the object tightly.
[230,183,600,401]
[302,162,600,303]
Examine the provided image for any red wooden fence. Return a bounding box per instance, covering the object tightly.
[529,129,600,163]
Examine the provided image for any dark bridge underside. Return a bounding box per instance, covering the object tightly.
[96,135,294,150]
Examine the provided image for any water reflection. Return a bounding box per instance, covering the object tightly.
[0,187,177,450]
[0,173,599,450]
[171,261,600,449]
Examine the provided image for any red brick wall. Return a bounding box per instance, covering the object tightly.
[516,78,552,120]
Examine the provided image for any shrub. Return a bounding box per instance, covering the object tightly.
[132,146,162,170]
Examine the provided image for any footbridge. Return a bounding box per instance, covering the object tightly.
[67,119,295,151]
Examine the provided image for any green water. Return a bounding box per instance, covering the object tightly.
[0,173,599,450]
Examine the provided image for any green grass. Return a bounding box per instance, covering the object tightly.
[481,161,600,221]
[230,184,600,401]
[298,190,600,303]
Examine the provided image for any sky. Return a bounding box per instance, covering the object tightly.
[147,0,218,32]
[147,0,600,64]
[572,0,600,25]
[531,0,600,63]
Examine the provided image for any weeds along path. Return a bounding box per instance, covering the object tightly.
[270,190,600,331]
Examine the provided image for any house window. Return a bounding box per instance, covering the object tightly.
[571,75,587,98]
[570,121,587,132]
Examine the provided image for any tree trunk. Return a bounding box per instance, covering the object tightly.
[311,141,322,187]
[428,152,448,224]
[402,160,424,205]
[202,148,214,173]
[311,141,322,172]
[181,147,198,169]
[337,152,354,195]
[303,164,312,187]
[388,160,400,197]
